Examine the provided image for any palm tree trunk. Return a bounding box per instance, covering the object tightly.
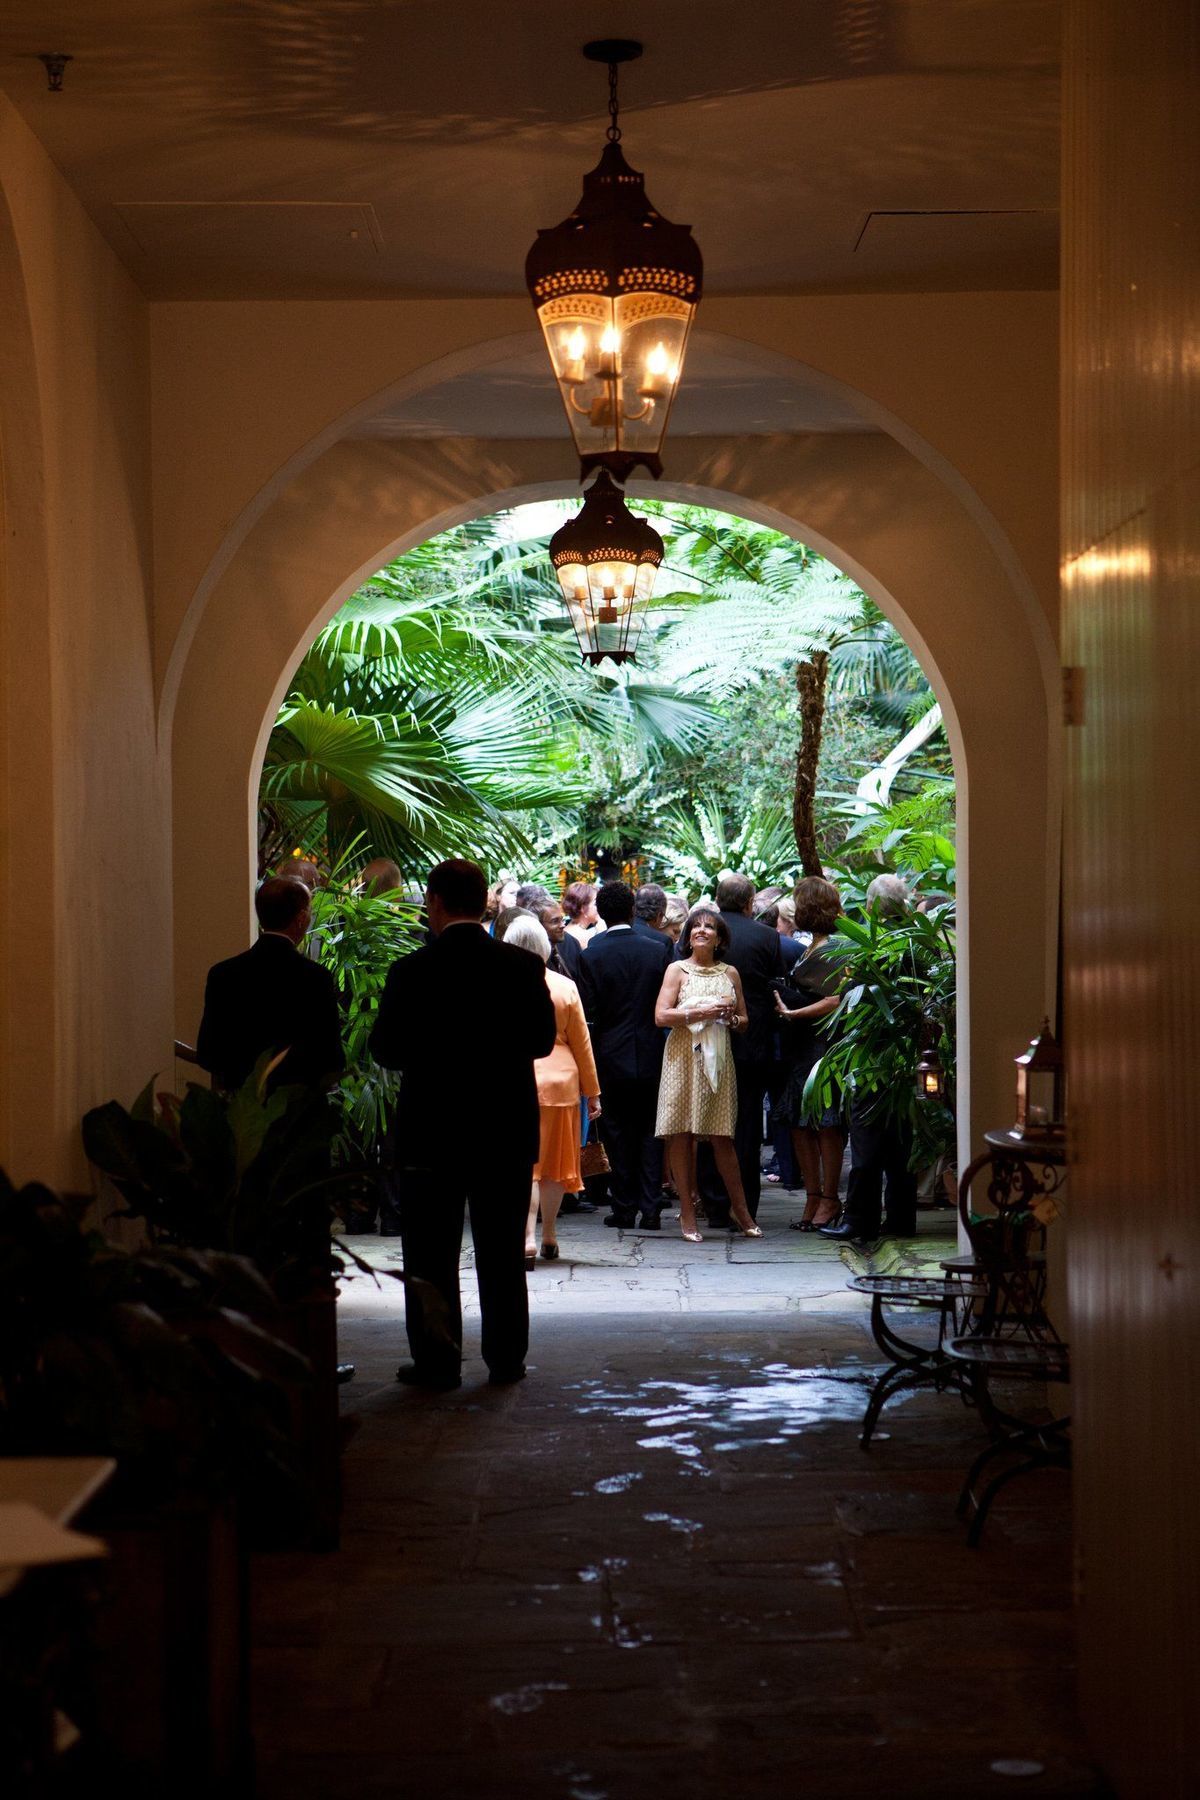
[793,650,829,878]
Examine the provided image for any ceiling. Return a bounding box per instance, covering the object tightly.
[0,0,1060,301]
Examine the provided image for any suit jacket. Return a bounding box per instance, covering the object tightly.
[578,924,672,1085]
[555,931,583,981]
[197,933,345,1093]
[678,910,785,1065]
[779,933,804,971]
[370,922,556,1170]
[632,918,670,947]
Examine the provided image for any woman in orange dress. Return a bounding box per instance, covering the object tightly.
[504,913,601,1264]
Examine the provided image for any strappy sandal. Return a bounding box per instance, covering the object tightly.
[790,1192,824,1233]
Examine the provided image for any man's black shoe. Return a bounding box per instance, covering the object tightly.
[574,1199,598,1213]
[818,1220,868,1242]
[884,1224,918,1239]
[603,1212,637,1228]
[396,1365,461,1392]
[638,1213,662,1231]
[488,1365,527,1386]
[336,1362,356,1384]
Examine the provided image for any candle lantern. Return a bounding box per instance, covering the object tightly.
[525,40,702,483]
[548,469,663,664]
[1012,1017,1066,1143]
[915,1043,947,1103]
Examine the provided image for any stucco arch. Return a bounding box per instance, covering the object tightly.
[151,295,1059,725]
[172,426,1055,1166]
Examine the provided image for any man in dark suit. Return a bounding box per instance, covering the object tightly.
[578,881,672,1230]
[197,876,345,1094]
[685,873,784,1224]
[370,858,556,1390]
[633,882,670,944]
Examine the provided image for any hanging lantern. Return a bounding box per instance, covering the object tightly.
[915,1042,947,1104]
[525,40,703,483]
[548,469,663,665]
[1012,1017,1066,1144]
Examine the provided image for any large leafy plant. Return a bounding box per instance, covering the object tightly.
[302,849,424,1164]
[82,1065,345,1299]
[805,902,957,1168]
[0,1171,306,1508]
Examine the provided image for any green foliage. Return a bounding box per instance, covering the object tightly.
[0,1170,307,1507]
[82,1063,345,1299]
[825,780,957,910]
[258,502,944,888]
[304,849,424,1165]
[805,904,957,1167]
[643,792,803,895]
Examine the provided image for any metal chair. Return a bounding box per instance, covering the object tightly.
[945,1336,1072,1545]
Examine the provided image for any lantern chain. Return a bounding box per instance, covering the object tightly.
[606,61,621,141]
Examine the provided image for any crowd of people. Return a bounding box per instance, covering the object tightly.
[195,855,925,1390]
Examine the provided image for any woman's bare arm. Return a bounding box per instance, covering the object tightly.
[726,967,749,1032]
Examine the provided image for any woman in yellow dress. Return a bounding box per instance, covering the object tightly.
[654,906,763,1243]
[504,912,602,1265]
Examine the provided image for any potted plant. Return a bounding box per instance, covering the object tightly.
[0,1171,306,1790]
[803,898,958,1174]
[81,1062,444,1546]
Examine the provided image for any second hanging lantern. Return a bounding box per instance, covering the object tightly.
[548,470,663,665]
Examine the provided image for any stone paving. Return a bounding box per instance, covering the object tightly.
[251,1190,1102,1800]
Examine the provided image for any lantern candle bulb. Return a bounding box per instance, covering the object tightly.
[640,340,676,399]
[562,326,588,383]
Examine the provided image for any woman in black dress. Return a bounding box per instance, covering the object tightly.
[773,877,845,1231]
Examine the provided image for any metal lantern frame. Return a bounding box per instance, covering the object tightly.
[1012,1017,1067,1144]
[525,40,703,484]
[548,469,663,665]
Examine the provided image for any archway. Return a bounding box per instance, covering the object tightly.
[171,409,1054,1170]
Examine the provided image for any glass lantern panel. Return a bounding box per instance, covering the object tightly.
[633,561,658,601]
[586,561,636,611]
[1023,1069,1058,1130]
[612,292,694,460]
[536,291,694,463]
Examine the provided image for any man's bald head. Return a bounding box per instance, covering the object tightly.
[256,876,312,942]
[282,858,321,893]
[362,857,402,897]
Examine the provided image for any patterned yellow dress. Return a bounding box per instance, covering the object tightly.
[655,962,738,1139]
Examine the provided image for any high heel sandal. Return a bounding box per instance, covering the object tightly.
[790,1192,823,1233]
[680,1213,704,1243]
[730,1212,763,1239]
[812,1196,840,1229]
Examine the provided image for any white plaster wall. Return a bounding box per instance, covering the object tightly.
[0,97,171,1188]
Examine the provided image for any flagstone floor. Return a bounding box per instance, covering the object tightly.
[251,1193,1103,1799]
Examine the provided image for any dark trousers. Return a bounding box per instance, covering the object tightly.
[697,1056,771,1222]
[844,1096,918,1239]
[765,1055,796,1187]
[396,1162,532,1376]
[599,1075,664,1223]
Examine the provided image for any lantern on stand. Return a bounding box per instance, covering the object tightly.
[548,470,663,665]
[525,40,703,484]
[1011,1017,1066,1145]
